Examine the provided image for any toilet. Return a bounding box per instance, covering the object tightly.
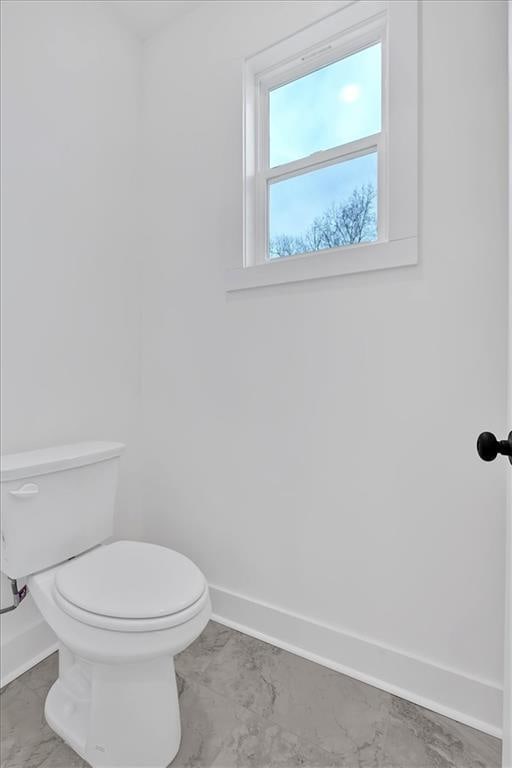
[0,442,211,768]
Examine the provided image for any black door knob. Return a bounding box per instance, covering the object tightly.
[477,431,512,463]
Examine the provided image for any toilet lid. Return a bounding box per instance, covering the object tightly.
[55,541,206,619]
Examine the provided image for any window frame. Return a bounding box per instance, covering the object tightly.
[226,0,418,291]
[265,141,382,261]
[257,25,386,265]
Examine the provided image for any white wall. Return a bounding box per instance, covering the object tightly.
[1,0,508,736]
[0,0,142,681]
[140,0,508,732]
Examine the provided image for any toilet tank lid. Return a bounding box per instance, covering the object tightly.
[1,441,125,482]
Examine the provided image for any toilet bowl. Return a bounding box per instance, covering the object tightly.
[29,541,211,768]
[0,443,211,768]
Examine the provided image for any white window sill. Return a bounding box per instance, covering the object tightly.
[225,237,417,292]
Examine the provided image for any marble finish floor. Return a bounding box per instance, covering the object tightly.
[0,621,502,768]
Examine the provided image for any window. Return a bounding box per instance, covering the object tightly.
[226,0,418,291]
[268,152,378,259]
[268,42,381,260]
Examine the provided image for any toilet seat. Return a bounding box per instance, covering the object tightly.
[53,540,208,632]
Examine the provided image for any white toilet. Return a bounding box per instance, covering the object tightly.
[0,442,211,768]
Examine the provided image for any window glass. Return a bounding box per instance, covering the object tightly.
[268,152,377,259]
[269,43,381,168]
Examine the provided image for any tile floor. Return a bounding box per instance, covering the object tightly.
[0,621,502,768]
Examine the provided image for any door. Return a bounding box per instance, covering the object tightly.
[478,8,512,763]
[505,444,511,762]
[476,430,511,766]
[477,430,511,765]
[506,7,512,763]
[484,9,512,762]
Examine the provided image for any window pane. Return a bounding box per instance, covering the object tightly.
[269,43,381,168]
[268,152,377,259]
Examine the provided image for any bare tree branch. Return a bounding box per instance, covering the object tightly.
[269,183,376,258]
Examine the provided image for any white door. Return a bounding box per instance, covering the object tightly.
[476,423,511,767]
[479,9,512,763]
[505,455,511,762]
[505,8,512,763]
[503,253,511,763]
[498,9,512,763]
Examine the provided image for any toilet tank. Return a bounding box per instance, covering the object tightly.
[0,442,124,579]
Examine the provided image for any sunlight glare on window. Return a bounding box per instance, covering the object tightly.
[269,43,381,168]
[339,83,361,103]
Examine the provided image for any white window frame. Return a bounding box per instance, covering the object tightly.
[256,22,386,264]
[226,0,418,292]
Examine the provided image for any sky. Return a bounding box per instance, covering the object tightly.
[268,43,381,250]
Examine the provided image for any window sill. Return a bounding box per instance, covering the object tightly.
[225,237,417,292]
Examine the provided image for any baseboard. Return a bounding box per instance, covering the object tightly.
[0,618,58,689]
[0,588,501,739]
[210,584,503,739]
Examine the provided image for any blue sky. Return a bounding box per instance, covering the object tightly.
[268,43,381,245]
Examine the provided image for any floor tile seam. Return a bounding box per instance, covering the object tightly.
[179,668,270,725]
[378,697,395,768]
[175,674,273,768]
[179,713,228,768]
[197,634,238,680]
[186,634,289,724]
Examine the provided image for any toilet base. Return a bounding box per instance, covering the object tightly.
[45,645,181,768]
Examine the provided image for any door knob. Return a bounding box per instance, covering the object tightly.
[476,431,512,463]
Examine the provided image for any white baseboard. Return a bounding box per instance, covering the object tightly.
[210,584,503,739]
[1,618,58,689]
[0,587,501,740]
